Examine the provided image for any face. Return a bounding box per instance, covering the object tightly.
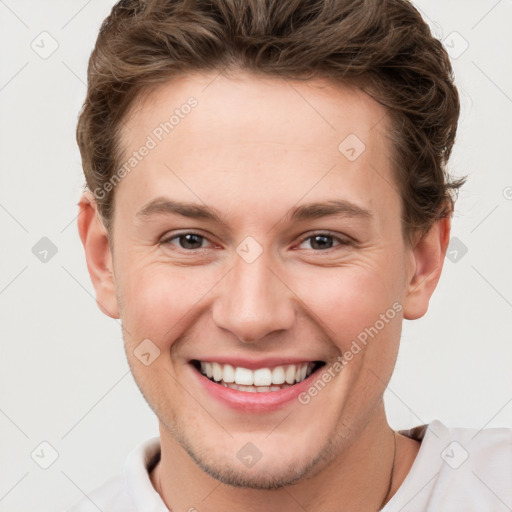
[80,71,444,489]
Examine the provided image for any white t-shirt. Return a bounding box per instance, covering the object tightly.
[65,420,512,511]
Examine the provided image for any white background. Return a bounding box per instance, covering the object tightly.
[0,1,511,510]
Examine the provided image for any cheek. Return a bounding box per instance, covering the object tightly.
[116,261,209,349]
[290,264,402,349]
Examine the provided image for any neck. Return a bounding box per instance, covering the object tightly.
[151,405,417,512]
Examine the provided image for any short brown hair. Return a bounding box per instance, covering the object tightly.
[77,0,464,240]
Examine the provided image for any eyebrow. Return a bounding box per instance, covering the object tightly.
[136,197,372,224]
[136,197,224,223]
[289,200,372,222]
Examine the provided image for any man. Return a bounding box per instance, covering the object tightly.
[69,0,511,510]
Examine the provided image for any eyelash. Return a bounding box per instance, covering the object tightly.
[160,231,352,253]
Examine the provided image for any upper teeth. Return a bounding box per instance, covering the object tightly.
[199,361,315,386]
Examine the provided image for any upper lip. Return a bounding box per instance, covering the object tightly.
[190,357,325,370]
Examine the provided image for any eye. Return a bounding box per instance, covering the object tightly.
[161,232,213,250]
[297,232,351,251]
[160,231,351,253]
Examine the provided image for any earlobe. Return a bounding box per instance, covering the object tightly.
[402,217,451,320]
[77,190,120,319]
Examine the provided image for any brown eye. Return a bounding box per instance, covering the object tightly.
[297,232,350,251]
[309,235,335,250]
[162,233,209,250]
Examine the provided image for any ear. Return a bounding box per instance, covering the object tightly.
[77,189,120,319]
[403,216,451,320]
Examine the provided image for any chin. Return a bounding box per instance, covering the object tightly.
[176,431,337,490]
[191,456,314,490]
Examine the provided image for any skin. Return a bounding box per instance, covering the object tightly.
[78,71,450,512]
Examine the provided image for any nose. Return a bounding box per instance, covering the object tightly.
[212,250,295,343]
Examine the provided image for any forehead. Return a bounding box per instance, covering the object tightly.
[123,71,389,151]
[115,71,398,225]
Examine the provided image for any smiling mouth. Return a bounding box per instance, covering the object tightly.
[191,359,326,392]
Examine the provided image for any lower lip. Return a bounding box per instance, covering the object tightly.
[189,363,324,413]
